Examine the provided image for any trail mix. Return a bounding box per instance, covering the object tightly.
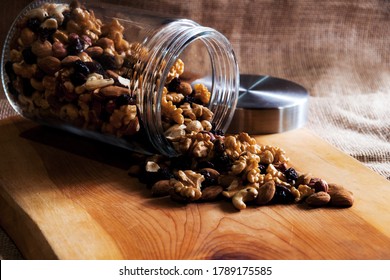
[6,0,154,140]
[131,56,355,210]
[5,1,354,210]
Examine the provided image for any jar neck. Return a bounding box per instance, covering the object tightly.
[139,19,239,157]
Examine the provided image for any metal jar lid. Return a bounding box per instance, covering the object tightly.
[227,74,309,134]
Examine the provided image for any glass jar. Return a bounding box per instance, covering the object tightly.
[1,0,239,156]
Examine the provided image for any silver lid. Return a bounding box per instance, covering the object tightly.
[227,75,309,134]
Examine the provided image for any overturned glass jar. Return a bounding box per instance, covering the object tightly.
[1,0,239,156]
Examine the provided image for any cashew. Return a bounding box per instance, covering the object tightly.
[26,8,48,22]
[232,187,258,210]
[84,74,114,91]
[40,18,58,30]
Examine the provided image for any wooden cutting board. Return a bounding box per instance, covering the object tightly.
[1,116,390,260]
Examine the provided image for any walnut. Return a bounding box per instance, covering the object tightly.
[166,59,184,83]
[161,87,184,124]
[164,124,186,141]
[166,92,185,104]
[170,170,204,201]
[259,145,289,164]
[230,152,261,183]
[194,83,211,104]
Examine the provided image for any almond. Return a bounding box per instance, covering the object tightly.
[306,191,331,207]
[151,180,172,197]
[255,180,275,205]
[100,85,129,97]
[37,56,61,75]
[200,185,223,201]
[329,189,354,208]
[31,40,52,58]
[85,46,104,58]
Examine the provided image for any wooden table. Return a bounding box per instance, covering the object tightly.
[1,116,390,259]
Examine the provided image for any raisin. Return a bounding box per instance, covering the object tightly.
[96,54,117,70]
[213,139,225,154]
[196,161,214,169]
[38,27,56,42]
[212,154,232,173]
[7,82,19,97]
[21,78,34,97]
[272,185,295,204]
[157,167,174,180]
[284,167,298,182]
[182,95,202,105]
[258,163,268,174]
[85,61,106,77]
[210,124,225,136]
[22,47,37,64]
[73,60,90,76]
[115,94,135,107]
[167,77,180,92]
[61,11,71,28]
[26,18,41,33]
[5,61,16,81]
[199,170,217,187]
[70,72,87,86]
[67,36,84,55]
[170,155,192,170]
[139,167,173,187]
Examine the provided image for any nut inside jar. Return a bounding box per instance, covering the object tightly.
[3,0,224,155]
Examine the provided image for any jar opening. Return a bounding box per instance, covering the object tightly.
[142,20,239,157]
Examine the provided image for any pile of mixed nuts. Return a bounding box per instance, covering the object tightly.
[5,0,354,211]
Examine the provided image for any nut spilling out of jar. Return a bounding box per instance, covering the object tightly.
[5,0,354,211]
[133,132,354,210]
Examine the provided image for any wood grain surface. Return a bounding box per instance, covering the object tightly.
[1,116,390,260]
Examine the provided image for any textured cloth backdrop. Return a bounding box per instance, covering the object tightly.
[1,0,389,259]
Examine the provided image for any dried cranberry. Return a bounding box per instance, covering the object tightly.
[167,77,181,92]
[272,185,295,204]
[26,18,41,33]
[284,167,298,182]
[22,47,37,64]
[96,54,117,70]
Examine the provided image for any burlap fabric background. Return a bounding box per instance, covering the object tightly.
[1,0,389,259]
